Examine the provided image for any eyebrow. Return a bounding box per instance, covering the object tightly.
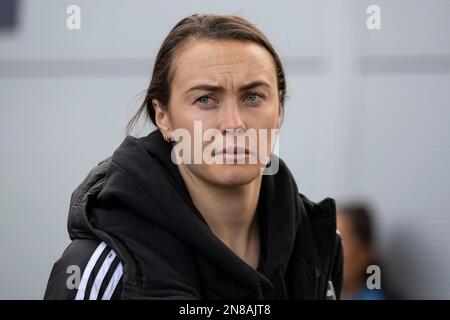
[184,80,272,95]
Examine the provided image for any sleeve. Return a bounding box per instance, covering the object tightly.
[43,239,123,300]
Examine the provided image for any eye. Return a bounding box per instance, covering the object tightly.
[195,95,216,108]
[197,96,210,104]
[244,93,264,105]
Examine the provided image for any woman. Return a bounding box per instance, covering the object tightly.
[44,14,343,300]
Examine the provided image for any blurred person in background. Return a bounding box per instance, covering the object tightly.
[337,203,386,300]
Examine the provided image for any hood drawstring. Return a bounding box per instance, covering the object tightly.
[277,267,288,299]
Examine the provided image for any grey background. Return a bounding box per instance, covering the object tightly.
[1,0,449,299]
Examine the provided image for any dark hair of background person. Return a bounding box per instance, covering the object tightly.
[126,13,287,134]
[339,203,375,252]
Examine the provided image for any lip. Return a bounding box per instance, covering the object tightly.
[216,146,250,156]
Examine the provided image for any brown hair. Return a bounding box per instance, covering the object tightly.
[127,13,287,134]
[338,203,375,248]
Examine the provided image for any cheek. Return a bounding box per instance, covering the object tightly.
[248,104,280,133]
[167,103,190,128]
[258,119,280,155]
[170,103,216,131]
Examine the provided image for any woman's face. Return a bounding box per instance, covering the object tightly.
[154,38,282,187]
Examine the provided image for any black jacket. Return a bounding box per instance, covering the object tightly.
[44,129,343,300]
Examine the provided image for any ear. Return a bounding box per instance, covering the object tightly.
[152,98,172,138]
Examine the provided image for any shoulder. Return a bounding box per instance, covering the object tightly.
[297,192,344,299]
[44,239,123,300]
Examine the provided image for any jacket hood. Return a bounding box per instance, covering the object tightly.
[68,129,334,299]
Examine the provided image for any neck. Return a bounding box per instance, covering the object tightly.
[178,165,262,269]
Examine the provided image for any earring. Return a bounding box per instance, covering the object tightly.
[164,135,172,142]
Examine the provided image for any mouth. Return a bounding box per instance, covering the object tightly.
[215,146,250,156]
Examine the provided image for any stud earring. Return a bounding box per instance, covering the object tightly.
[164,135,172,142]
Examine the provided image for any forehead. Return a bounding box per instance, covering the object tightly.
[170,38,278,89]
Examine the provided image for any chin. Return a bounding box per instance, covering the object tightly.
[210,164,261,187]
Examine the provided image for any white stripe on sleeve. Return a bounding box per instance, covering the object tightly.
[89,249,117,300]
[101,262,124,300]
[75,241,107,300]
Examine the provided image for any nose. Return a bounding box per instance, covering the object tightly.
[219,100,246,135]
